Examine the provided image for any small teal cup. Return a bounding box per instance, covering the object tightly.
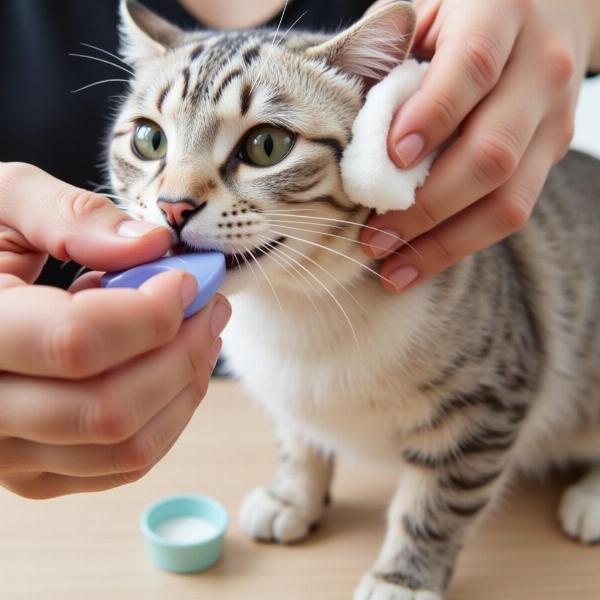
[140,494,229,574]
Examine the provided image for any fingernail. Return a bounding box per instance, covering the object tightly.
[394,133,425,168]
[180,274,198,307]
[211,300,232,338]
[117,219,165,238]
[388,266,419,291]
[209,337,223,371]
[365,229,401,258]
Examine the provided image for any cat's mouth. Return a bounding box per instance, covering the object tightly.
[173,237,286,271]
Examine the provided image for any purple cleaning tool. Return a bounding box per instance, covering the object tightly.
[101,252,226,319]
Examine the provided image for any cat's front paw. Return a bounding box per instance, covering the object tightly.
[239,486,322,544]
[354,573,442,600]
[559,483,600,544]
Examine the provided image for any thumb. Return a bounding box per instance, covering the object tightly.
[0,162,172,272]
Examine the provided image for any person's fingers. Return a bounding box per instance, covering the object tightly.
[0,224,48,283]
[0,374,207,477]
[377,123,555,292]
[0,468,152,499]
[0,162,172,279]
[411,0,442,51]
[0,273,26,290]
[362,35,566,257]
[67,271,103,293]
[0,294,230,444]
[0,269,197,378]
[387,1,525,168]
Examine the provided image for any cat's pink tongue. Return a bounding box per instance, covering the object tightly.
[101,252,225,319]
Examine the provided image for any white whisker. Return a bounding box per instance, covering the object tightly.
[249,0,289,95]
[69,53,134,76]
[80,42,133,67]
[240,248,261,289]
[256,235,324,321]
[268,228,395,287]
[264,212,422,258]
[266,221,412,259]
[270,0,289,48]
[73,265,88,281]
[249,250,285,317]
[261,207,320,214]
[71,78,130,94]
[275,11,308,48]
[266,218,343,230]
[89,182,108,193]
[271,236,364,312]
[271,242,361,350]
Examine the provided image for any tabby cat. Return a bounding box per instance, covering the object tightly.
[108,1,600,597]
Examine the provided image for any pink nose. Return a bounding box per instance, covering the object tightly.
[157,199,196,228]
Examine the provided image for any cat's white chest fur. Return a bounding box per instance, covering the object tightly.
[222,280,437,463]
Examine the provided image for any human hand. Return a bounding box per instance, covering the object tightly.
[0,163,230,498]
[362,0,596,292]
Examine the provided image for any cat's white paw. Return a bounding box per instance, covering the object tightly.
[354,573,442,600]
[559,483,600,544]
[239,486,321,543]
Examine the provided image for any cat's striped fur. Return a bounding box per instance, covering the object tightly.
[109,1,600,597]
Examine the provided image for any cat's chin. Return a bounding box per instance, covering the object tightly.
[174,237,286,271]
[172,236,287,297]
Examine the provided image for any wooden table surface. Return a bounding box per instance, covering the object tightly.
[1,380,598,599]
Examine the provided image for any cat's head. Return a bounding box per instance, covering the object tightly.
[108,0,416,295]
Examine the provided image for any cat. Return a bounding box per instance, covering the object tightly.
[108,1,600,597]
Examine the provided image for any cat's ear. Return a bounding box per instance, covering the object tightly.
[119,0,184,65]
[306,0,417,83]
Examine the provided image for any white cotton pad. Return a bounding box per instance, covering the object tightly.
[341,59,434,214]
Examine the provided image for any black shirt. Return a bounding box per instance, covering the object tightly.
[1,0,372,286]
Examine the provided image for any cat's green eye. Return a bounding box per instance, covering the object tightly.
[132,121,167,160]
[242,126,295,167]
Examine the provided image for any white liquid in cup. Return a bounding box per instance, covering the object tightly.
[154,516,218,544]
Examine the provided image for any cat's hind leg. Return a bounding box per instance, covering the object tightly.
[239,425,334,544]
[559,464,600,544]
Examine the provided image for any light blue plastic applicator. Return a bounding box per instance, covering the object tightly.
[101,252,226,319]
